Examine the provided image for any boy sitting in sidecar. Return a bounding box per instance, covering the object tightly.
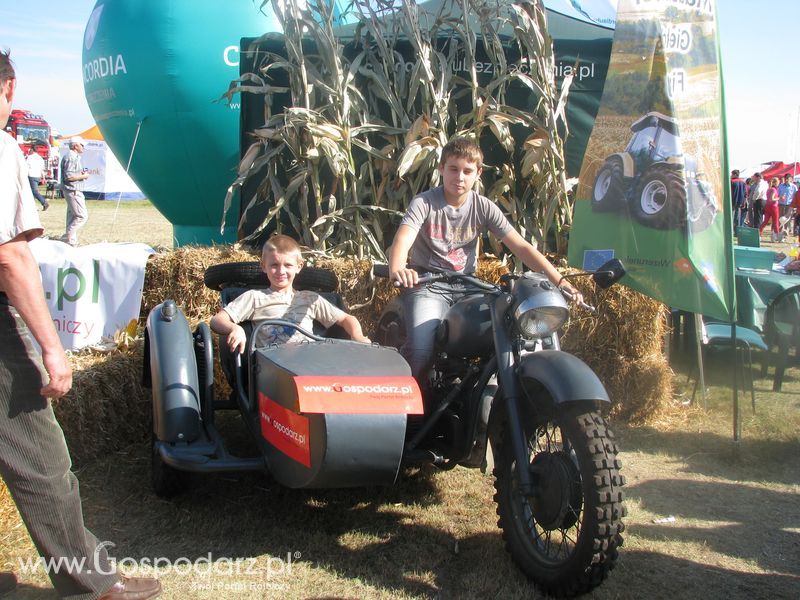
[210,234,370,352]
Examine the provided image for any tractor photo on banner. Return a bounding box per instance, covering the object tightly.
[569,0,734,323]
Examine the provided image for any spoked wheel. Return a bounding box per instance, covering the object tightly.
[494,409,625,597]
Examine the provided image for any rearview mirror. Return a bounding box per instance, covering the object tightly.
[593,259,626,289]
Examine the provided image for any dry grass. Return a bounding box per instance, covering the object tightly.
[38,197,175,250]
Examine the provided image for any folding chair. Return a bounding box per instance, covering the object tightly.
[761,285,800,391]
[692,319,767,413]
[736,226,760,248]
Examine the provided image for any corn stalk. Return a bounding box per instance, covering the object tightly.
[225,0,574,259]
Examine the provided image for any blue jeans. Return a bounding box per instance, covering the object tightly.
[733,205,746,228]
[28,176,47,207]
[400,281,468,381]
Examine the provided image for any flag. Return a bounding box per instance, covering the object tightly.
[568,0,734,322]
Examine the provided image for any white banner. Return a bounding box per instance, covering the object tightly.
[29,239,154,350]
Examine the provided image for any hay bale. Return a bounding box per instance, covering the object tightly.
[55,341,150,464]
[559,267,672,422]
[141,244,259,323]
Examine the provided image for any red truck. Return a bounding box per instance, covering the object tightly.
[5,109,51,159]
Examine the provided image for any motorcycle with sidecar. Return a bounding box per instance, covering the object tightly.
[143,258,626,598]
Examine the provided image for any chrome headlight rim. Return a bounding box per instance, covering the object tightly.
[514,301,569,338]
[511,275,570,339]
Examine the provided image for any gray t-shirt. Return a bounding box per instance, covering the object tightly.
[400,187,513,274]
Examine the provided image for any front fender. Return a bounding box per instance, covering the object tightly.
[517,350,609,406]
[145,300,201,443]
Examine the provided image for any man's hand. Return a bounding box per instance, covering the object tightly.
[391,267,419,288]
[226,325,247,354]
[40,348,72,398]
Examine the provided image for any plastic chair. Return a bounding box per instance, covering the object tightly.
[761,285,800,391]
[693,320,767,413]
[736,226,760,248]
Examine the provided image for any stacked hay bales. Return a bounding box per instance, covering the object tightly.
[58,246,671,463]
[56,343,149,464]
[558,268,671,423]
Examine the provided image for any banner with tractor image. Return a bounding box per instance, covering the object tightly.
[568,0,734,322]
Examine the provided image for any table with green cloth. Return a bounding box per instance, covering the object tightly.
[735,269,800,332]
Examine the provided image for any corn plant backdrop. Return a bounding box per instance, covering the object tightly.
[223,0,575,260]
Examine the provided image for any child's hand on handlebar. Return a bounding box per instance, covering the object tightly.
[559,282,586,307]
[391,267,419,288]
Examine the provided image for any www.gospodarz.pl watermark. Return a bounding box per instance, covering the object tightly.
[13,542,300,579]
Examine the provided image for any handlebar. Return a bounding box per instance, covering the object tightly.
[561,288,596,313]
[373,263,596,311]
[373,263,497,291]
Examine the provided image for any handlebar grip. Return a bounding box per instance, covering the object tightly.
[373,263,390,278]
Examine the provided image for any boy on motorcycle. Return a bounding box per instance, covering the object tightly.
[388,136,582,380]
[211,234,370,352]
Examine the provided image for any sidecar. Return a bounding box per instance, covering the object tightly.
[142,264,422,497]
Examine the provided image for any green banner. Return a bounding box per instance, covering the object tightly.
[568,0,734,322]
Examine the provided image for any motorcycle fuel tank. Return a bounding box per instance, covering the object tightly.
[437,293,495,358]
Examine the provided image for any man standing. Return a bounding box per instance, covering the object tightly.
[730,169,747,228]
[747,172,768,229]
[59,135,89,246]
[25,146,48,210]
[778,173,797,220]
[0,50,160,599]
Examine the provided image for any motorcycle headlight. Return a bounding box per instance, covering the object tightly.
[515,303,569,338]
[512,275,570,338]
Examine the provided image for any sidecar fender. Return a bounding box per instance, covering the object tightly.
[517,350,610,405]
[144,300,202,443]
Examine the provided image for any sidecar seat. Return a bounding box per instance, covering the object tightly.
[216,287,350,392]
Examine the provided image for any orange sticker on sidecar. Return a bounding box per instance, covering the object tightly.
[293,376,424,414]
[259,392,310,467]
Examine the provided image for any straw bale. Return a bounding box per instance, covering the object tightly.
[559,267,672,420]
[141,244,259,324]
[54,341,150,464]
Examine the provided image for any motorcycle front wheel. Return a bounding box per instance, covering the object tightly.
[493,409,625,597]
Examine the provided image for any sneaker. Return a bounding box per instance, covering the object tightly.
[42,202,49,211]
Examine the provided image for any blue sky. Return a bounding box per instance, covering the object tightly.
[1,0,796,170]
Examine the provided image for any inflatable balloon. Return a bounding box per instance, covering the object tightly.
[82,0,281,245]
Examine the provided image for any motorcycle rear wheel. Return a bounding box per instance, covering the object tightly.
[493,409,625,597]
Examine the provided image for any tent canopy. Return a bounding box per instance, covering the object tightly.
[758,161,800,180]
[61,125,144,200]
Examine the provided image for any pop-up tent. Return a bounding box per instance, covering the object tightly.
[60,125,145,200]
[759,161,800,180]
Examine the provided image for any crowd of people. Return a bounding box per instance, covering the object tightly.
[730,170,800,241]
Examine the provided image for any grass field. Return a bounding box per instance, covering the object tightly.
[37,196,175,249]
[2,199,799,599]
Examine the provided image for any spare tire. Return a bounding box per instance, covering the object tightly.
[203,261,338,293]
